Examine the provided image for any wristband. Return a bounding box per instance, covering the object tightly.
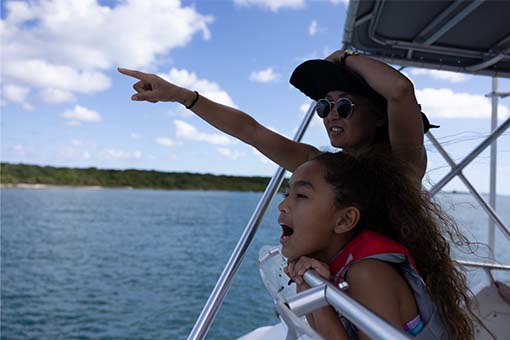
[186,91,200,109]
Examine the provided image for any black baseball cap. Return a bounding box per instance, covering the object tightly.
[290,59,438,133]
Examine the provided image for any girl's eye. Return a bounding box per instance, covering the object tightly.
[283,192,289,198]
[296,193,308,199]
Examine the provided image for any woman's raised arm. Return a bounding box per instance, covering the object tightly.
[325,51,427,179]
[118,68,321,172]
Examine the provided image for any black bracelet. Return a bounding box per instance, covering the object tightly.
[186,91,199,109]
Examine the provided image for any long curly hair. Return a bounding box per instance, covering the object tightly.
[312,150,477,340]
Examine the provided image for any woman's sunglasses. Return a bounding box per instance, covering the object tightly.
[315,97,355,119]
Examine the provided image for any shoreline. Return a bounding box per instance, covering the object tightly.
[0,183,261,192]
[2,184,508,198]
[0,163,275,192]
[1,183,125,190]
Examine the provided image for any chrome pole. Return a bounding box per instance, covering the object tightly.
[274,299,323,339]
[303,271,410,340]
[429,116,510,196]
[286,285,329,317]
[188,102,317,340]
[456,260,510,271]
[488,77,498,261]
[426,132,510,241]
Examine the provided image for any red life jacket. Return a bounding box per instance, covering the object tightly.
[329,230,418,285]
[328,230,449,339]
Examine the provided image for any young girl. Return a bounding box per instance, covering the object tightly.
[280,150,475,339]
[118,49,437,183]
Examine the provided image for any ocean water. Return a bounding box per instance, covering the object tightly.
[1,188,509,339]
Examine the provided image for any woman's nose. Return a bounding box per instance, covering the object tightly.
[329,104,341,119]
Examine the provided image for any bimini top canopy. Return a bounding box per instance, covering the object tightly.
[343,0,510,78]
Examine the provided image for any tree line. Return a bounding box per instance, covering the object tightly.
[0,163,287,192]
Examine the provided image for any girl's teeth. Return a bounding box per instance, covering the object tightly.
[331,127,344,133]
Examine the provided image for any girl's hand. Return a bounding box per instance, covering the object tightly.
[285,256,331,292]
[118,67,191,104]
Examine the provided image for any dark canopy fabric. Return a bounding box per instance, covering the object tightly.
[343,0,510,78]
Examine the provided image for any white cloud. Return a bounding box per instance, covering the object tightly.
[69,139,96,148]
[166,106,194,118]
[161,68,235,107]
[130,133,143,140]
[309,20,318,36]
[266,125,289,139]
[234,0,305,12]
[5,59,112,94]
[249,68,279,83]
[300,101,323,128]
[101,149,142,159]
[1,0,213,106]
[308,20,326,36]
[410,69,469,83]
[65,120,82,127]
[12,144,26,156]
[330,0,350,5]
[3,1,36,25]
[415,88,509,119]
[62,105,102,125]
[217,147,245,160]
[21,102,34,111]
[252,148,271,164]
[2,84,30,103]
[81,150,92,160]
[155,137,175,147]
[174,120,232,145]
[300,102,310,115]
[40,88,76,103]
[61,147,91,160]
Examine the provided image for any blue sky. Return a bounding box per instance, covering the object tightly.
[1,0,509,195]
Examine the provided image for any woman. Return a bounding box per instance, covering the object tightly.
[118,49,437,181]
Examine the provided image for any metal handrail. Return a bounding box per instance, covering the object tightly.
[187,102,317,339]
[258,245,411,340]
[456,260,510,271]
[302,271,410,340]
[274,298,323,340]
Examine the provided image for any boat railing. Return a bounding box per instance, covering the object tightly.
[427,124,510,242]
[426,115,510,268]
[427,80,510,258]
[456,260,510,272]
[297,270,411,340]
[270,270,412,340]
[258,246,411,340]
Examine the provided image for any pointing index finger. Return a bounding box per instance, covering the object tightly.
[117,67,148,80]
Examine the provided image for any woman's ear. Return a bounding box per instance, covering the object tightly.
[334,206,360,234]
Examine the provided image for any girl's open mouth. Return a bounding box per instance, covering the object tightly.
[280,224,294,243]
